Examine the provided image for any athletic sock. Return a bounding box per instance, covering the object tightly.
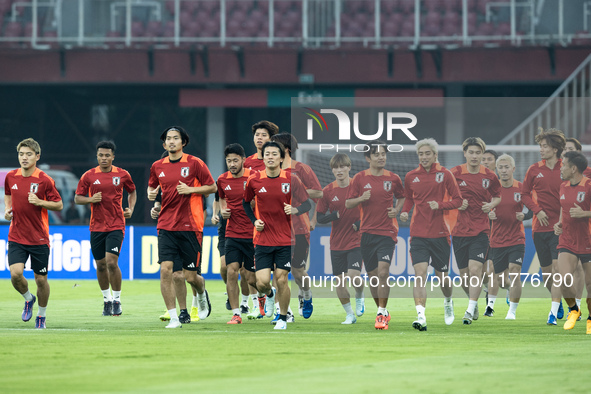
[487,295,496,309]
[241,294,249,306]
[112,291,121,302]
[415,305,426,316]
[342,302,354,315]
[303,289,312,300]
[551,301,560,317]
[377,307,386,315]
[251,294,258,308]
[576,298,582,308]
[232,308,241,317]
[467,300,477,315]
[287,305,293,315]
[197,291,206,301]
[571,304,579,312]
[37,306,46,318]
[192,296,199,308]
[21,290,33,302]
[355,287,364,298]
[168,308,178,321]
[509,302,518,314]
[279,314,287,322]
[444,296,452,304]
[267,290,274,298]
[101,289,112,302]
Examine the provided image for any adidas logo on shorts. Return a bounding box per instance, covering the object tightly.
[516,258,523,263]
[332,196,339,202]
[284,262,291,268]
[477,253,484,258]
[352,262,360,268]
[381,255,391,261]
[224,185,231,191]
[187,263,195,268]
[39,267,47,273]
[412,177,420,183]
[111,247,119,252]
[93,179,101,185]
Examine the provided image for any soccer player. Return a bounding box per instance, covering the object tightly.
[317,153,364,324]
[346,140,405,330]
[75,141,137,316]
[4,138,63,329]
[553,151,591,334]
[486,154,527,320]
[400,138,462,331]
[244,120,279,171]
[271,132,322,319]
[147,126,216,328]
[562,137,588,316]
[482,149,499,173]
[243,141,311,330]
[521,128,566,325]
[217,143,260,324]
[451,137,501,325]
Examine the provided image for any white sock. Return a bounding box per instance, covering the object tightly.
[251,294,258,307]
[416,305,426,316]
[303,289,312,300]
[22,290,34,302]
[198,291,206,301]
[241,294,249,306]
[576,298,582,308]
[37,306,47,318]
[298,288,304,297]
[342,302,354,315]
[467,300,477,315]
[168,308,178,321]
[192,296,199,308]
[355,287,364,298]
[488,295,496,309]
[551,301,560,317]
[101,289,112,302]
[444,297,452,304]
[287,305,293,315]
[509,301,518,314]
[232,308,241,317]
[112,291,121,302]
[377,307,387,315]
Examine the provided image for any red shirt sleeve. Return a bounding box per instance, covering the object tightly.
[346,173,361,200]
[292,175,309,206]
[43,174,62,202]
[401,174,414,213]
[439,169,463,210]
[487,170,502,199]
[317,186,329,214]
[193,159,215,186]
[521,166,542,215]
[243,174,256,203]
[75,171,90,196]
[5,172,11,195]
[217,176,226,200]
[148,162,159,189]
[393,174,404,200]
[123,171,136,193]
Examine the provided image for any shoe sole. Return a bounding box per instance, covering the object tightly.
[206,290,212,318]
[484,313,493,317]
[159,317,170,321]
[412,322,427,331]
[463,319,472,325]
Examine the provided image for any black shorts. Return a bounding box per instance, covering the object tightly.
[533,231,559,268]
[254,245,291,272]
[8,242,50,275]
[410,237,451,273]
[225,237,255,272]
[331,248,363,276]
[217,218,226,256]
[452,232,489,270]
[158,230,202,272]
[490,244,525,273]
[291,234,309,269]
[360,233,396,273]
[558,248,591,264]
[90,230,124,261]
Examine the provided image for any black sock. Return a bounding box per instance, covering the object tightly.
[587,316,591,321]
[267,290,274,298]
[571,304,579,312]
[279,314,287,322]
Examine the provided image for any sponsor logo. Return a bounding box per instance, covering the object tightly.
[412,177,420,183]
[112,177,120,186]
[435,172,444,183]
[11,184,17,190]
[158,172,165,178]
[224,185,232,191]
[352,262,360,268]
[477,253,484,258]
[282,183,290,194]
[284,262,291,268]
[384,181,392,191]
[30,183,39,194]
[111,247,119,252]
[181,167,190,178]
[332,196,339,202]
[39,267,47,273]
[381,255,391,261]
[93,179,101,185]
[560,194,565,200]
[459,181,467,187]
[187,262,195,268]
[259,187,267,193]
[516,258,523,263]
[364,183,372,189]
[536,173,544,178]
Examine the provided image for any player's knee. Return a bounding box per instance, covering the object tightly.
[34,274,48,287]
[276,274,288,288]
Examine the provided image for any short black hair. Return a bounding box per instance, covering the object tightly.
[271,132,298,156]
[566,138,583,151]
[563,151,588,174]
[484,149,498,160]
[252,120,279,137]
[224,143,245,158]
[364,139,387,158]
[262,141,285,160]
[96,140,116,153]
[160,126,190,146]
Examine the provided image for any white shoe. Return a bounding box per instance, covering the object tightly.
[286,311,295,323]
[473,304,479,320]
[342,314,357,324]
[264,288,276,317]
[165,320,182,329]
[197,289,211,320]
[412,314,427,331]
[505,311,516,320]
[274,319,287,330]
[444,300,455,325]
[355,297,365,317]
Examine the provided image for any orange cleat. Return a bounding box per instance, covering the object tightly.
[564,308,581,330]
[258,295,266,317]
[375,314,386,330]
[587,318,591,335]
[227,314,242,324]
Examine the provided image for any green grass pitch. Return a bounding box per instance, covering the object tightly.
[1,279,590,393]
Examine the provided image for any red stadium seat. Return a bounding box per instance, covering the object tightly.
[381,0,399,15]
[399,0,415,14]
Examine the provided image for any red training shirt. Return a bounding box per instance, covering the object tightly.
[217,168,254,239]
[557,177,591,255]
[490,180,525,248]
[76,166,136,233]
[148,153,214,232]
[521,159,562,233]
[450,164,501,237]
[5,168,62,246]
[317,180,361,251]
[244,153,266,172]
[288,160,322,237]
[401,163,462,239]
[347,169,404,241]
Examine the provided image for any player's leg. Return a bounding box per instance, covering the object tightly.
[239,266,250,314]
[292,235,312,318]
[173,269,189,323]
[412,261,428,332]
[581,261,591,333]
[486,247,508,317]
[559,251,581,329]
[506,262,522,320]
[254,246,275,317]
[30,245,50,328]
[331,251,354,324]
[239,240,262,319]
[464,233,488,324]
[452,237,470,297]
[8,243,36,322]
[157,230,181,327]
[91,232,112,315]
[573,260,585,312]
[347,247,364,317]
[273,246,292,330]
[226,261,242,323]
[535,232,563,321]
[104,230,124,315]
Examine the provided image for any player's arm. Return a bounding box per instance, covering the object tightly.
[569,203,591,218]
[28,194,63,211]
[400,175,414,222]
[388,197,405,218]
[286,198,312,216]
[220,198,231,219]
[75,193,101,205]
[123,189,137,219]
[554,208,563,235]
[346,193,370,209]
[317,211,339,224]
[436,174,463,210]
[147,185,160,201]
[150,201,161,220]
[177,182,217,196]
[520,168,542,214]
[4,195,12,221]
[307,189,323,199]
[482,196,501,213]
[212,193,221,225]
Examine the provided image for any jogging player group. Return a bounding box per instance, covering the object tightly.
[3,124,591,334]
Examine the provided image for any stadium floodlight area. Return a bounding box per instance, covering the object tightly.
[297,143,591,187]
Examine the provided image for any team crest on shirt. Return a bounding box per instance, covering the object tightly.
[482,179,490,189]
[282,183,290,194]
[29,183,39,194]
[383,181,392,191]
[514,192,521,202]
[112,177,120,186]
[577,191,586,203]
[435,172,444,183]
[181,167,190,178]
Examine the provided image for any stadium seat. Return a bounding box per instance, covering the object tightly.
[146,21,162,37]
[399,0,415,14]
[381,0,399,15]
[572,30,591,46]
[131,21,145,37]
[443,0,461,13]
